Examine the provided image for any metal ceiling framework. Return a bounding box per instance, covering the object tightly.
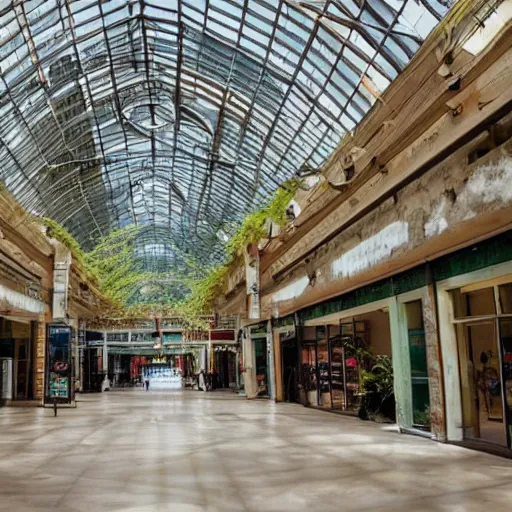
[0,0,453,276]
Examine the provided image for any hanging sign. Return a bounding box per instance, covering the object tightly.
[45,324,73,404]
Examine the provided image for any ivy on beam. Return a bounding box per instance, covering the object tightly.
[37,178,301,326]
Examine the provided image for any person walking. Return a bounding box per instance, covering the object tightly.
[145,378,150,391]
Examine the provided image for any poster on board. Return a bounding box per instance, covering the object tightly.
[45,324,73,405]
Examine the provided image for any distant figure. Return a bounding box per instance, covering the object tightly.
[101,375,110,392]
[198,370,207,392]
[145,378,150,391]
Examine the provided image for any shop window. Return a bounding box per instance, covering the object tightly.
[453,287,496,318]
[406,300,431,430]
[340,320,369,412]
[301,344,317,405]
[457,321,506,446]
[254,338,268,397]
[499,319,512,444]
[0,340,13,358]
[318,339,330,408]
[499,283,512,314]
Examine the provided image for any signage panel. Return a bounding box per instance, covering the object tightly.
[45,324,73,404]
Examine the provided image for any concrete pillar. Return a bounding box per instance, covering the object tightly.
[389,297,414,429]
[103,331,108,373]
[242,329,257,399]
[34,313,47,401]
[273,329,283,402]
[423,284,447,441]
[437,287,464,442]
[266,320,276,400]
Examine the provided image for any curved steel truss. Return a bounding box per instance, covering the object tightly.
[0,0,452,272]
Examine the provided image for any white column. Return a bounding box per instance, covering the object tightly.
[389,298,413,429]
[266,320,276,400]
[243,329,257,398]
[103,331,108,373]
[437,288,463,442]
[208,329,213,372]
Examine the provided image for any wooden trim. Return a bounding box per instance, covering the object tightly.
[303,298,392,327]
[261,20,512,277]
[264,206,512,319]
[460,274,512,293]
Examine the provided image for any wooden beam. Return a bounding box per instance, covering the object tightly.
[262,205,512,319]
[263,21,512,279]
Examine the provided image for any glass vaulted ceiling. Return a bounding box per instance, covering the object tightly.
[0,0,452,273]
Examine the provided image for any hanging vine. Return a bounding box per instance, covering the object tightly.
[38,177,301,325]
[225,178,301,258]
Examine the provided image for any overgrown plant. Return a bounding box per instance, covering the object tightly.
[43,217,86,265]
[360,354,395,421]
[225,178,302,258]
[35,177,302,324]
[85,226,150,304]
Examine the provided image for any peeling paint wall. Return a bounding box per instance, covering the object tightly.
[262,133,512,319]
[332,221,409,278]
[271,276,310,304]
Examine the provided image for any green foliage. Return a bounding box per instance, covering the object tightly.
[368,355,394,400]
[36,177,302,323]
[360,354,395,421]
[41,217,102,284]
[413,407,431,427]
[225,211,267,259]
[345,336,374,390]
[175,265,229,328]
[180,178,302,323]
[225,178,301,258]
[85,226,178,307]
[43,217,85,264]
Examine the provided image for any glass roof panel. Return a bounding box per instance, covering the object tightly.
[0,0,454,273]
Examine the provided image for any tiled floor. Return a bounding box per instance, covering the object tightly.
[0,390,512,511]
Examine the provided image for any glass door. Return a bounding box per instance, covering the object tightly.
[317,337,330,408]
[14,339,29,400]
[341,321,367,412]
[405,300,431,430]
[253,338,268,396]
[301,343,318,406]
[329,336,344,410]
[343,339,360,412]
[281,338,298,403]
[457,320,506,446]
[498,318,512,447]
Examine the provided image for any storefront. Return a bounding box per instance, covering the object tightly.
[291,275,441,437]
[212,345,238,389]
[437,260,512,452]
[83,327,208,390]
[115,349,205,388]
[272,317,298,404]
[209,328,242,390]
[299,309,393,418]
[286,230,512,448]
[250,323,270,397]
[240,322,273,399]
[82,330,104,392]
[0,317,36,402]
